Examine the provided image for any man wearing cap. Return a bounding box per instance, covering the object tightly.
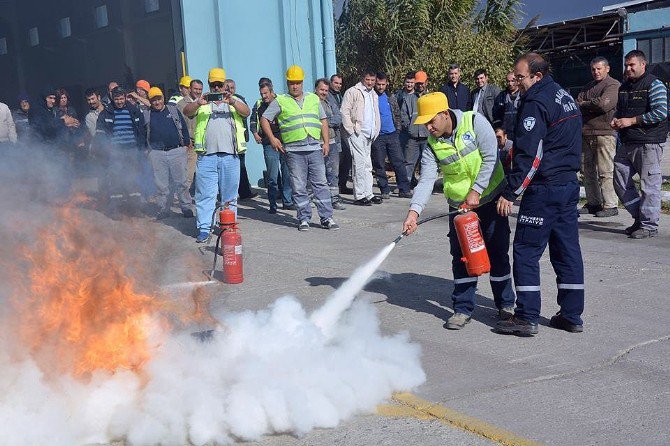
[401,70,430,188]
[129,80,151,112]
[260,65,339,231]
[183,68,250,243]
[341,69,382,205]
[169,76,192,105]
[145,87,193,220]
[29,86,79,143]
[402,92,515,330]
[95,86,147,218]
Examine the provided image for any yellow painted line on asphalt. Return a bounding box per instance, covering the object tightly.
[376,392,542,446]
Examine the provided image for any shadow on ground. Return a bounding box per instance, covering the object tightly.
[305,272,555,330]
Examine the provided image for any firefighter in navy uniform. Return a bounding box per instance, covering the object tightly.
[402,92,515,330]
[495,53,585,336]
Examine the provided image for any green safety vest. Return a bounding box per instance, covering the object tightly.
[428,111,506,207]
[193,102,247,154]
[276,93,321,144]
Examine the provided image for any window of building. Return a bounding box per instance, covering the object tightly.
[29,27,39,47]
[59,17,71,38]
[637,37,670,64]
[144,0,160,13]
[95,5,109,28]
[0,37,7,55]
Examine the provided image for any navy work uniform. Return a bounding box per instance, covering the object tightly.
[503,75,585,326]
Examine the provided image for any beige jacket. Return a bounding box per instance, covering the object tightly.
[0,102,17,144]
[341,82,381,139]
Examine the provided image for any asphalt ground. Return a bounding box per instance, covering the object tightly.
[126,178,670,446]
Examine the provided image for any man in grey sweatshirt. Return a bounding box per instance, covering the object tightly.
[402,92,515,330]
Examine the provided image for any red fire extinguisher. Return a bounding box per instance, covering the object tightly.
[454,211,490,277]
[211,205,243,283]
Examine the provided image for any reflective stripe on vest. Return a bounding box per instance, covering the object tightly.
[255,98,262,132]
[276,93,321,144]
[193,103,247,154]
[428,111,506,207]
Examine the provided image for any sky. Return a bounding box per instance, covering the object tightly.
[518,0,620,26]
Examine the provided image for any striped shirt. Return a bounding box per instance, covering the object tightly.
[111,108,136,148]
[641,79,668,125]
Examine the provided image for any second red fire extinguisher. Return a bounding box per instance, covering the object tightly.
[454,211,491,277]
[211,205,243,283]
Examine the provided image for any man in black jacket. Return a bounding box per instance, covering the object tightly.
[95,87,147,218]
[493,72,521,141]
[29,86,79,144]
[612,50,668,239]
[438,64,472,111]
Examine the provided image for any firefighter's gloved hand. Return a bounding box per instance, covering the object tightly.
[403,210,419,235]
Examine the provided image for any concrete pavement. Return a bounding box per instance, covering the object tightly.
[109,185,670,445]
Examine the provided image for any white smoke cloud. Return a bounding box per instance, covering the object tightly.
[0,294,425,445]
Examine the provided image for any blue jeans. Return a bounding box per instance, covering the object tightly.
[286,149,333,222]
[195,152,240,231]
[371,131,411,194]
[324,148,341,201]
[263,145,293,211]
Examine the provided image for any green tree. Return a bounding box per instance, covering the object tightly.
[335,0,527,91]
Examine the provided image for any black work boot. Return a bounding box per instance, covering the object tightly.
[549,312,583,333]
[498,307,514,321]
[495,316,538,336]
[624,220,641,235]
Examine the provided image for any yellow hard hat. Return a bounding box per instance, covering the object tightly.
[179,76,192,88]
[413,92,450,125]
[286,65,305,81]
[208,68,226,83]
[148,87,163,99]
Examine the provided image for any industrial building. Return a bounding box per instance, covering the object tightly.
[0,0,337,183]
[526,0,670,94]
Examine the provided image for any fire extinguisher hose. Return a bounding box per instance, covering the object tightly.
[393,208,464,244]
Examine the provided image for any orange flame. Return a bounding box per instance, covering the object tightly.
[14,201,165,378]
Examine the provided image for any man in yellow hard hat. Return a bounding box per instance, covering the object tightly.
[145,87,193,220]
[401,92,515,330]
[183,67,250,243]
[169,75,192,105]
[260,65,340,231]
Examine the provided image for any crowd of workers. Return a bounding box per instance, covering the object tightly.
[0,49,667,336]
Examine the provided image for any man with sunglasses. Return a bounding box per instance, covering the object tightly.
[183,68,250,243]
[495,53,585,337]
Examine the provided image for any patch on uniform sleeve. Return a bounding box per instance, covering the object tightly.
[518,214,544,227]
[523,117,536,132]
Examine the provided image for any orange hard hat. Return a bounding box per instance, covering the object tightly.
[415,71,428,83]
[135,80,151,92]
